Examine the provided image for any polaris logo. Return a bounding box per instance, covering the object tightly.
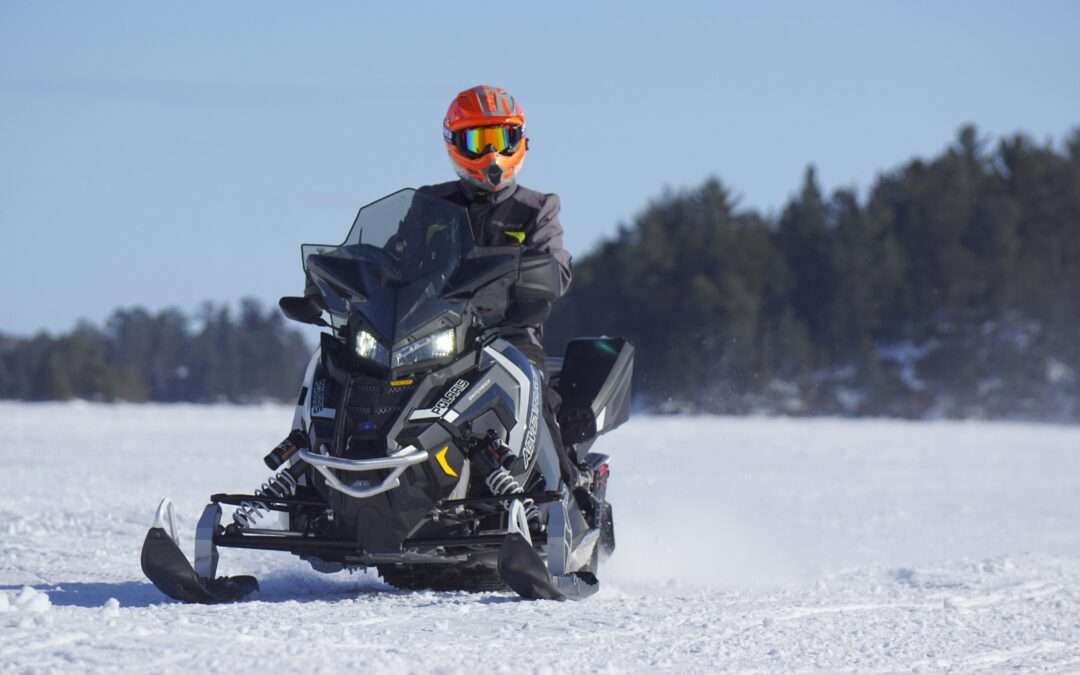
[431,379,470,417]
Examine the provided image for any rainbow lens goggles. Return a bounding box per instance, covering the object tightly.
[447,125,524,158]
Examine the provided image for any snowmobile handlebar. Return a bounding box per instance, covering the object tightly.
[297,445,430,499]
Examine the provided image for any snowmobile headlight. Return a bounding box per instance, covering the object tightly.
[392,328,457,369]
[354,329,390,366]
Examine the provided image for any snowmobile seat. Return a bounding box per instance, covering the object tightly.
[555,338,634,447]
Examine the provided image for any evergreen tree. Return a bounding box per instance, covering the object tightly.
[775,166,834,364]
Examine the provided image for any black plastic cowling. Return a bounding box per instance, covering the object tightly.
[556,338,635,446]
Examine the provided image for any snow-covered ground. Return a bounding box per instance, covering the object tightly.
[3,403,1080,673]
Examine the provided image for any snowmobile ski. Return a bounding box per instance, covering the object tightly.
[140,499,258,604]
[497,533,599,601]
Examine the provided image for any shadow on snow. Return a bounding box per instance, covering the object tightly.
[2,574,520,608]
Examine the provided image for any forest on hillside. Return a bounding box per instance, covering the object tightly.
[3,126,1079,419]
[547,126,1080,420]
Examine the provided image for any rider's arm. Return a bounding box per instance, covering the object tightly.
[526,193,572,297]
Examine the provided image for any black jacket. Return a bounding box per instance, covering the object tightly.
[418,180,572,294]
[307,180,572,351]
[419,180,572,353]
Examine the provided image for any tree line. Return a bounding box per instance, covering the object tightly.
[0,300,309,403]
[3,125,1078,419]
[546,125,1080,420]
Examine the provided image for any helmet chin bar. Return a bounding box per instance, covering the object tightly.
[453,161,515,192]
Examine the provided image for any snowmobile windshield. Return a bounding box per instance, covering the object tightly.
[300,189,475,368]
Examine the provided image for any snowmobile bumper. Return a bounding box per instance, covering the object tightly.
[140,499,258,604]
[297,445,429,499]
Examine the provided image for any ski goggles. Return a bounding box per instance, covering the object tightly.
[447,125,524,158]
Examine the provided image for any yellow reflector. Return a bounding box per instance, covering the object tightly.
[389,378,414,387]
[504,230,526,245]
[435,446,458,478]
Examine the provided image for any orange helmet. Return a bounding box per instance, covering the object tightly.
[443,85,527,191]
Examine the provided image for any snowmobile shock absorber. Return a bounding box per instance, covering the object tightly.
[470,431,541,524]
[232,463,303,529]
[484,467,541,524]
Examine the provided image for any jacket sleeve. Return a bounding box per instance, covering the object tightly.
[527,193,573,297]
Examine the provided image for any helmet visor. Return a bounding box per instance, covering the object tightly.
[450,125,523,158]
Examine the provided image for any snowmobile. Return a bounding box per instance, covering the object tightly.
[140,188,633,603]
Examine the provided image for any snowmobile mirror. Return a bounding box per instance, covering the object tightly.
[279,296,329,327]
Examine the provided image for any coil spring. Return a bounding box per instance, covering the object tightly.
[484,467,541,523]
[232,469,299,529]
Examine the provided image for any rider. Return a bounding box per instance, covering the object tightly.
[424,84,572,367]
[429,85,580,486]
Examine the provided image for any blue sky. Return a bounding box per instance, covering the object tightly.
[3,1,1079,335]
